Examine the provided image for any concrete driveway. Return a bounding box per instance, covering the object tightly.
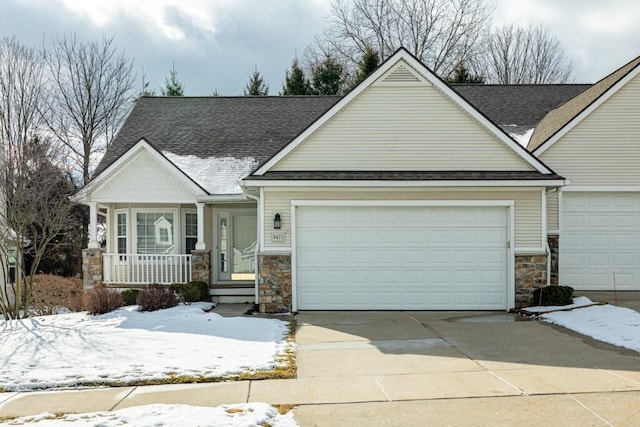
[288,310,640,426]
[2,307,639,425]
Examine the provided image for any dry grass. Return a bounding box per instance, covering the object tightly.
[273,404,296,415]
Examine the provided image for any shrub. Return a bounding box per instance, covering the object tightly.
[532,285,574,306]
[121,289,140,306]
[31,274,84,316]
[136,284,177,312]
[83,285,123,315]
[170,282,200,305]
[170,281,209,304]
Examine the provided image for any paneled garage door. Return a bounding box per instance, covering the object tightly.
[295,205,509,310]
[561,192,640,290]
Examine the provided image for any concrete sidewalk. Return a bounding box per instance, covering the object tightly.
[2,309,640,425]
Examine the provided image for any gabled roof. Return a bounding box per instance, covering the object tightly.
[530,55,640,153]
[73,138,208,203]
[452,84,590,136]
[93,96,340,177]
[253,48,556,176]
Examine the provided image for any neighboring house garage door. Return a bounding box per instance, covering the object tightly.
[294,205,509,310]
[561,192,640,290]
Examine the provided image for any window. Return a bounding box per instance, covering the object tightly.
[116,212,127,254]
[136,212,175,254]
[185,212,197,253]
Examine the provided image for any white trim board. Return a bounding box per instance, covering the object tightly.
[561,186,640,192]
[244,179,565,188]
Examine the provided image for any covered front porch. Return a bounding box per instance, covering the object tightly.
[83,200,258,303]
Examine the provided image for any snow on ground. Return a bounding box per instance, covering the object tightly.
[522,296,596,313]
[535,299,640,354]
[0,303,291,391]
[0,403,298,427]
[163,152,258,194]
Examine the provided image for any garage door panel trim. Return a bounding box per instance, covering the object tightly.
[291,200,515,311]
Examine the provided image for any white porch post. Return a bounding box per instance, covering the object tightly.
[195,202,206,250]
[88,202,99,249]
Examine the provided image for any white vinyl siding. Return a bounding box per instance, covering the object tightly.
[539,74,640,186]
[92,150,198,203]
[272,85,534,172]
[263,187,543,251]
[295,205,508,310]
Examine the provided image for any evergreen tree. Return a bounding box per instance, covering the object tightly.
[311,54,344,95]
[161,63,185,96]
[244,67,269,96]
[282,58,313,95]
[352,47,380,87]
[446,63,484,84]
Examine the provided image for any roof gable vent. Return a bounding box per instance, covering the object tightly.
[375,62,429,86]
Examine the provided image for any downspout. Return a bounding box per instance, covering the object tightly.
[241,185,261,308]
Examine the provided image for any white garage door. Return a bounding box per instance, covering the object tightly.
[295,205,508,310]
[561,192,640,290]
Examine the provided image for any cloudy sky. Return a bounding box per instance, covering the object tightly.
[2,0,639,95]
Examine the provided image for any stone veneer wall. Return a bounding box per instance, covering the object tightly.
[191,250,211,285]
[258,254,291,313]
[82,248,104,290]
[548,235,559,285]
[515,255,547,307]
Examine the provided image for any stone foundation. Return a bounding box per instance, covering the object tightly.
[82,248,104,290]
[257,254,291,313]
[548,235,559,285]
[515,254,547,307]
[191,250,211,285]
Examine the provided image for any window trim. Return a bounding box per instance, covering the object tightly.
[184,209,198,254]
[132,208,179,255]
[115,209,128,254]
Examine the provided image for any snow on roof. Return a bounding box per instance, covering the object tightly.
[507,128,534,148]
[163,152,258,195]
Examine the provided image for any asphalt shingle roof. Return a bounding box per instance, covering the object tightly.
[451,84,590,136]
[94,96,341,177]
[93,84,592,185]
[528,56,640,152]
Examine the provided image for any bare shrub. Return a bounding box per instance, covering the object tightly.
[83,284,123,315]
[137,284,177,312]
[30,274,83,316]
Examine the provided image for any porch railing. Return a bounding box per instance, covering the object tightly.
[103,253,192,285]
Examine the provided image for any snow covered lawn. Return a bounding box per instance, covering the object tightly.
[0,403,298,427]
[0,303,292,391]
[528,298,640,354]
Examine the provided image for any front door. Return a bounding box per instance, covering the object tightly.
[217,211,257,282]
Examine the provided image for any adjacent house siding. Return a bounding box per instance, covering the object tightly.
[92,150,198,203]
[271,85,535,172]
[262,187,543,251]
[538,74,640,186]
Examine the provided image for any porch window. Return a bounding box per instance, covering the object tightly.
[184,211,197,253]
[116,211,127,254]
[136,212,175,254]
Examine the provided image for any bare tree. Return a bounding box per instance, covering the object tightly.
[306,0,493,78]
[0,37,76,320]
[43,34,136,186]
[481,24,573,84]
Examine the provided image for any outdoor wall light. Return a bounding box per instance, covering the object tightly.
[274,213,282,229]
